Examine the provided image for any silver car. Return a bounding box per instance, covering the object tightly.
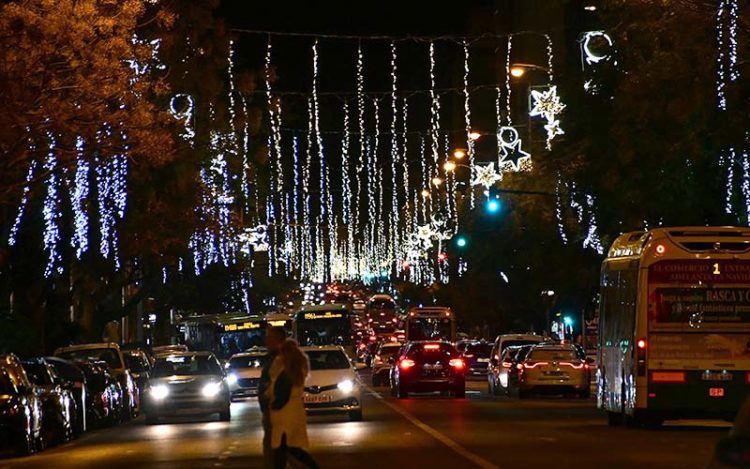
[143,352,230,424]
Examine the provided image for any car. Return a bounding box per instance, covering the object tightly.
[463,341,493,379]
[0,355,43,455]
[489,334,550,365]
[301,346,363,421]
[123,349,152,403]
[55,343,137,419]
[391,341,466,399]
[488,346,521,396]
[226,351,269,399]
[371,342,403,387]
[362,340,381,368]
[514,343,591,399]
[45,357,88,435]
[152,344,189,358]
[143,352,230,425]
[20,358,74,447]
[75,360,124,427]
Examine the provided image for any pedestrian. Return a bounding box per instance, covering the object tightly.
[259,326,286,469]
[268,339,319,469]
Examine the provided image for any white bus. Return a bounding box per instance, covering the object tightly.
[598,227,750,427]
[405,307,456,343]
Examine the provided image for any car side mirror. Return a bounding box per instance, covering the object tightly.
[715,436,750,466]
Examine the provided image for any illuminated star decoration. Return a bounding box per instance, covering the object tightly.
[498,126,531,172]
[530,86,566,149]
[239,225,269,253]
[471,162,502,191]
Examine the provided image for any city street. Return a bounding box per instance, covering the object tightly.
[1,378,728,469]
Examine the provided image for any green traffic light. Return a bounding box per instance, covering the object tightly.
[456,236,467,248]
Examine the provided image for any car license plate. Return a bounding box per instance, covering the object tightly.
[709,387,725,397]
[303,394,332,404]
[477,358,490,363]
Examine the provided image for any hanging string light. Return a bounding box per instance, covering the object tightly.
[71,136,90,259]
[462,40,475,209]
[355,42,365,256]
[8,157,37,247]
[429,41,441,174]
[42,130,62,277]
[716,0,740,110]
[390,41,400,263]
[722,148,735,214]
[555,173,568,244]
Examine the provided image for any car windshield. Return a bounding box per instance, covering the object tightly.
[58,349,123,369]
[501,340,544,352]
[466,343,492,357]
[152,355,222,377]
[379,346,401,357]
[46,360,82,382]
[22,363,52,385]
[0,373,15,394]
[124,355,149,373]
[529,349,578,361]
[228,355,268,369]
[306,351,351,370]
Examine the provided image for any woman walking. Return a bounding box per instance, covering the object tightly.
[268,339,320,469]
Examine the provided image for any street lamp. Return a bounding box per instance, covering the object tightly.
[443,161,457,172]
[421,189,430,198]
[453,149,466,159]
[510,66,526,78]
[431,176,443,187]
[510,63,551,79]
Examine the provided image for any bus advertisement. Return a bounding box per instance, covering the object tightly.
[598,227,750,427]
[405,307,456,343]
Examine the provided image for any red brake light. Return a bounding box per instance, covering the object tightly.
[399,359,416,370]
[523,361,549,369]
[449,358,465,369]
[559,361,584,369]
[424,343,440,351]
[637,339,647,350]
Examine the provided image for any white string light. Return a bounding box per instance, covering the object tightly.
[463,40,475,209]
[42,130,62,277]
[555,173,568,244]
[716,0,739,110]
[390,41,400,263]
[71,136,90,259]
[8,157,37,247]
[429,41,441,173]
[355,43,365,257]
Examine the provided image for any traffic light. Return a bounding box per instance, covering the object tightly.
[486,197,501,214]
[563,316,573,327]
[455,235,468,248]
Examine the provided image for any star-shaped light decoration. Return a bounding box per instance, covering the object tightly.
[498,127,531,172]
[471,162,502,190]
[239,225,269,253]
[530,86,566,149]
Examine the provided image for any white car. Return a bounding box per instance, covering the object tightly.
[371,342,403,387]
[226,351,268,399]
[301,346,364,421]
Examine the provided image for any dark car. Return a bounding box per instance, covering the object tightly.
[391,342,466,399]
[143,352,230,425]
[463,341,493,379]
[124,350,152,405]
[363,341,380,368]
[75,361,123,427]
[0,355,43,455]
[21,358,74,447]
[45,357,88,435]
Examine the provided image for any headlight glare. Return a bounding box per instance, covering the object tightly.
[226,373,238,385]
[150,385,169,400]
[202,382,222,398]
[337,379,355,393]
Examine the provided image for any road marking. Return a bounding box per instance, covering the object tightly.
[368,387,500,469]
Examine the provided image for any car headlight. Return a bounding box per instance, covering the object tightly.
[226,373,238,385]
[150,385,169,400]
[337,379,355,393]
[202,382,222,398]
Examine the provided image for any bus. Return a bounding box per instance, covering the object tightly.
[367,294,399,332]
[182,313,265,359]
[263,312,294,336]
[598,227,750,427]
[405,307,456,343]
[294,304,356,357]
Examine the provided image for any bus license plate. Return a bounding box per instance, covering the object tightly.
[709,388,725,397]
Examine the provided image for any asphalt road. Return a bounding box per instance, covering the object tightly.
[0,376,730,469]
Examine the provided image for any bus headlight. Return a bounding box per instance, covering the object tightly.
[150,385,169,400]
[202,382,222,398]
[337,380,355,393]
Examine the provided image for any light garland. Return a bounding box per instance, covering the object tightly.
[429,41,441,173]
[555,173,568,244]
[71,136,90,259]
[716,0,739,110]
[8,158,37,247]
[169,94,195,144]
[530,85,566,150]
[498,127,531,171]
[463,40,475,209]
[42,131,62,277]
[390,42,400,263]
[471,162,502,191]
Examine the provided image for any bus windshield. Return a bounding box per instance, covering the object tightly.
[296,313,353,346]
[407,317,453,341]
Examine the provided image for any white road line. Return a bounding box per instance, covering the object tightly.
[367,387,500,469]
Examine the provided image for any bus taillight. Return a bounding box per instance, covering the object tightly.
[655,244,666,255]
[637,338,647,377]
[650,371,686,383]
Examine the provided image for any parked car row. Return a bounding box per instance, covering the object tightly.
[0,342,157,457]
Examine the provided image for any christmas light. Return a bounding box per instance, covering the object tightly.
[555,173,569,244]
[71,136,90,259]
[463,40,475,209]
[169,94,195,144]
[429,42,441,172]
[530,85,566,149]
[8,158,37,247]
[43,131,62,276]
[498,127,531,171]
[582,31,613,65]
[716,0,739,110]
[471,163,502,190]
[390,41,400,262]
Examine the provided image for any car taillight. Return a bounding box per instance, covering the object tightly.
[559,361,584,369]
[399,359,416,370]
[516,363,523,370]
[424,344,440,351]
[449,359,465,369]
[523,361,548,369]
[464,354,474,358]
[501,361,512,369]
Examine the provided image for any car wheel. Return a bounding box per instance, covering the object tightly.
[219,407,231,422]
[348,409,363,421]
[145,413,159,425]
